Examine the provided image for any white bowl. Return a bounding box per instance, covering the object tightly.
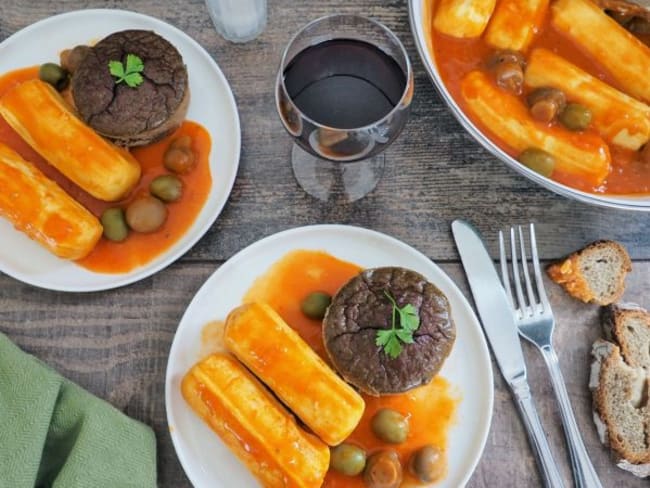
[408,0,650,211]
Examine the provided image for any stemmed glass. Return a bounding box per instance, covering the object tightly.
[275,15,414,202]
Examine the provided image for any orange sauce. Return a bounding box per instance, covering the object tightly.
[244,250,362,357]
[241,250,459,487]
[0,66,212,272]
[426,0,650,195]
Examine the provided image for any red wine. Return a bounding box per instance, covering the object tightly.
[283,39,407,129]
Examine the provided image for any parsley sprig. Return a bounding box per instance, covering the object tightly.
[109,54,144,88]
[375,290,421,359]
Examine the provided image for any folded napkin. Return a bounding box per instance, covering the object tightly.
[0,332,157,488]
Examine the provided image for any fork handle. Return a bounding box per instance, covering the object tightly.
[541,345,603,488]
[511,377,566,488]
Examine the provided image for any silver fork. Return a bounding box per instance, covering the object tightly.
[499,224,602,488]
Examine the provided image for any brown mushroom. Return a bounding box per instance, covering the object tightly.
[494,61,524,95]
[639,142,650,164]
[527,87,567,124]
[487,50,526,95]
[596,0,650,36]
[60,45,92,74]
[363,450,403,488]
[486,50,526,70]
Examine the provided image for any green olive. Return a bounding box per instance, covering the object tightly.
[39,63,69,91]
[329,443,366,476]
[149,174,183,202]
[558,103,592,131]
[300,291,331,320]
[408,444,445,483]
[125,196,167,233]
[363,450,403,488]
[371,409,409,444]
[518,148,555,177]
[100,207,128,242]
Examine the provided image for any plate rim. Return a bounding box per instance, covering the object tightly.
[165,223,495,487]
[0,8,241,292]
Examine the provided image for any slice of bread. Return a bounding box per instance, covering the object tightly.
[602,304,650,371]
[590,304,650,477]
[547,240,631,305]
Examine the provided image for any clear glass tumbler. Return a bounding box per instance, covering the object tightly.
[275,15,413,202]
[205,0,267,43]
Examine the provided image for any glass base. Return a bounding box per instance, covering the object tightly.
[291,144,385,202]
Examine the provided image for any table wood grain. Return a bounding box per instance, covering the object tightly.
[1,1,648,487]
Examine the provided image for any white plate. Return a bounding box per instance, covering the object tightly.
[0,9,240,291]
[165,225,494,488]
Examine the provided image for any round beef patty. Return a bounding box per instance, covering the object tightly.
[72,30,189,146]
[323,267,455,395]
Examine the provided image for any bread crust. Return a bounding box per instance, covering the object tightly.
[602,303,650,369]
[591,305,650,477]
[547,240,631,305]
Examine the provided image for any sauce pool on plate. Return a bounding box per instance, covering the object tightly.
[203,249,459,486]
[0,66,213,273]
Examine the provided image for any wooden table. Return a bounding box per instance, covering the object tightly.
[1,1,648,486]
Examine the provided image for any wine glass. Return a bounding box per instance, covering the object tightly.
[275,14,414,202]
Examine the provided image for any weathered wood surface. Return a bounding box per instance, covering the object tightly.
[1,1,649,487]
[2,262,649,487]
[2,0,649,262]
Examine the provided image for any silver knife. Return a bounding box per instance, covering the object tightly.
[451,219,565,488]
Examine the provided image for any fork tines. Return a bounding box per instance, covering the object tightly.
[498,224,550,319]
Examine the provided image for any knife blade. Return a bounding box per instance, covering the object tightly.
[452,219,565,488]
[451,219,526,384]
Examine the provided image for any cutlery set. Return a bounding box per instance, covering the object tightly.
[452,220,602,488]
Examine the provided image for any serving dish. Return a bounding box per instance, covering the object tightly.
[165,224,494,487]
[0,9,240,291]
[408,0,650,211]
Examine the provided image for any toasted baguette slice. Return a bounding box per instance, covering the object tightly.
[591,305,650,477]
[547,241,631,305]
[602,304,650,371]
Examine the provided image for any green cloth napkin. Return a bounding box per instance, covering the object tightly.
[0,332,157,488]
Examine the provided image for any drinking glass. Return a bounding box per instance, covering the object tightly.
[205,0,267,43]
[275,15,414,202]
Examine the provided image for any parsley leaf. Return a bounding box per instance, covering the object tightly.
[383,335,403,359]
[123,72,143,87]
[108,60,125,78]
[399,303,420,331]
[375,329,394,346]
[395,329,415,344]
[125,54,144,74]
[376,290,421,359]
[108,54,145,88]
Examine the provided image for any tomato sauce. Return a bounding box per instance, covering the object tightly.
[426,0,650,195]
[239,250,459,487]
[0,66,212,273]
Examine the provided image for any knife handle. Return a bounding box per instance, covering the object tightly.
[511,377,566,488]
